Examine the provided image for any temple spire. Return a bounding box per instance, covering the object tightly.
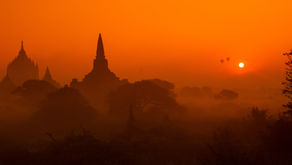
[19,40,26,57]
[96,33,104,58]
[21,40,24,50]
[43,66,52,81]
[43,66,60,87]
[125,104,137,134]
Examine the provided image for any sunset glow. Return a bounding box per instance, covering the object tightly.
[0,0,290,88]
[1,1,292,163]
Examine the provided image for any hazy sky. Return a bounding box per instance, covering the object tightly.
[1,0,292,89]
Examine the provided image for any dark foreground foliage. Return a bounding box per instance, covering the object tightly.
[1,112,292,165]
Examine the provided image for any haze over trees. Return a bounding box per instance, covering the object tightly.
[0,36,291,165]
[108,79,182,119]
[31,86,97,132]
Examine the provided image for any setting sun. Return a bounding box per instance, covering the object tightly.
[239,62,245,68]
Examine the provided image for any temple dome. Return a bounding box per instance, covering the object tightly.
[6,41,39,86]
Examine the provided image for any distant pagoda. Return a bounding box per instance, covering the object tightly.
[71,34,126,110]
[42,66,60,87]
[6,41,39,86]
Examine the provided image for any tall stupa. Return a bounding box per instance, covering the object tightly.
[71,34,126,110]
[82,33,120,85]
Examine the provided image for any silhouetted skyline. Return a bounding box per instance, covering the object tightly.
[1,1,292,164]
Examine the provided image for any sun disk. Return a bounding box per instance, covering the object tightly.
[239,62,245,68]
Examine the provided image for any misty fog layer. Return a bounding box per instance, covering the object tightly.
[0,35,291,165]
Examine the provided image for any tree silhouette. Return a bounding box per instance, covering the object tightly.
[13,80,58,103]
[108,79,181,117]
[283,51,292,118]
[31,86,97,131]
[215,89,238,100]
[247,107,269,124]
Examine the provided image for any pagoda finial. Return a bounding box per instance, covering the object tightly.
[96,33,104,58]
[21,40,24,50]
[18,40,26,57]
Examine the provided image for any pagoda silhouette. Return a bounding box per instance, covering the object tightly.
[0,41,61,93]
[71,34,127,110]
[42,66,60,88]
[83,33,120,85]
[5,41,39,86]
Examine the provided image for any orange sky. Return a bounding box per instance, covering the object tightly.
[1,0,292,89]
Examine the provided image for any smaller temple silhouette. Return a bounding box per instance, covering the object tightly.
[5,41,39,86]
[42,67,60,87]
[0,41,61,93]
